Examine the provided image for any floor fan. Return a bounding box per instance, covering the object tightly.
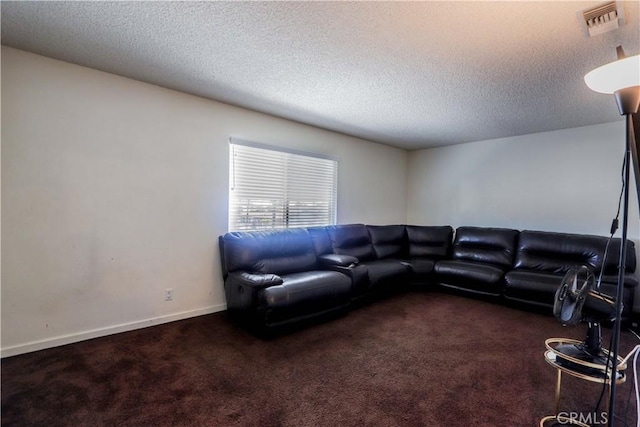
[540,267,624,427]
[551,266,617,377]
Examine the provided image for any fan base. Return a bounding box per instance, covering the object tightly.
[555,343,618,380]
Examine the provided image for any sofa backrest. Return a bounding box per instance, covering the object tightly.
[406,225,453,259]
[219,228,317,277]
[604,238,636,274]
[367,225,406,259]
[307,226,333,255]
[452,227,518,268]
[326,224,376,262]
[514,230,636,275]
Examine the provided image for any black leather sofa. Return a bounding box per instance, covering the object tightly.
[219,224,638,333]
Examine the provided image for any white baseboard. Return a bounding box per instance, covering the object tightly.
[1,304,227,358]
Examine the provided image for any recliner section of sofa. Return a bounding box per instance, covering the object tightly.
[219,228,352,331]
[504,230,638,321]
[435,227,519,296]
[219,224,638,333]
[372,224,455,282]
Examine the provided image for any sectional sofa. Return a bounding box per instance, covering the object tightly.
[218,224,638,334]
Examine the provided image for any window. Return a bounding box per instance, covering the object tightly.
[229,139,337,231]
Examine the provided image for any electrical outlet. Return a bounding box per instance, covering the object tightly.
[165,288,173,301]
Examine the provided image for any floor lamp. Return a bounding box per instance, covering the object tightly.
[584,47,640,427]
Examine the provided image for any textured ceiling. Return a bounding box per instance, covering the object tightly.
[2,1,639,149]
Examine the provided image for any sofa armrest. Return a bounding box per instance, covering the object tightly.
[318,254,359,268]
[224,272,283,311]
[227,271,283,289]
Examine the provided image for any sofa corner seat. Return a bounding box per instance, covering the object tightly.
[404,225,454,284]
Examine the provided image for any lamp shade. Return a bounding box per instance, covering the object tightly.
[584,54,640,94]
[584,55,640,93]
[584,54,640,115]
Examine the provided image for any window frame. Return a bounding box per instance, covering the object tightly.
[228,138,338,232]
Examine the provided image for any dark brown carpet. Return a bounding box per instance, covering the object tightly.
[2,291,638,426]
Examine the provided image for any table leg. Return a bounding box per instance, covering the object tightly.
[555,369,562,414]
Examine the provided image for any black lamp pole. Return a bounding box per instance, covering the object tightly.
[607,112,632,427]
[605,47,640,426]
[579,45,640,427]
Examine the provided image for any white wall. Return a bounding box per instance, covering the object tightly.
[5,45,636,357]
[407,123,639,234]
[407,123,640,307]
[1,47,408,356]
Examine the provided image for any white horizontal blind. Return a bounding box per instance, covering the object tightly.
[229,140,337,231]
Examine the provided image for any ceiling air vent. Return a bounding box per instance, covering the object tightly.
[579,1,624,37]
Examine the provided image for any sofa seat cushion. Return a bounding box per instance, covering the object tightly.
[403,259,436,276]
[597,282,635,320]
[434,260,506,295]
[359,260,409,288]
[600,274,639,288]
[505,270,635,319]
[503,270,563,306]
